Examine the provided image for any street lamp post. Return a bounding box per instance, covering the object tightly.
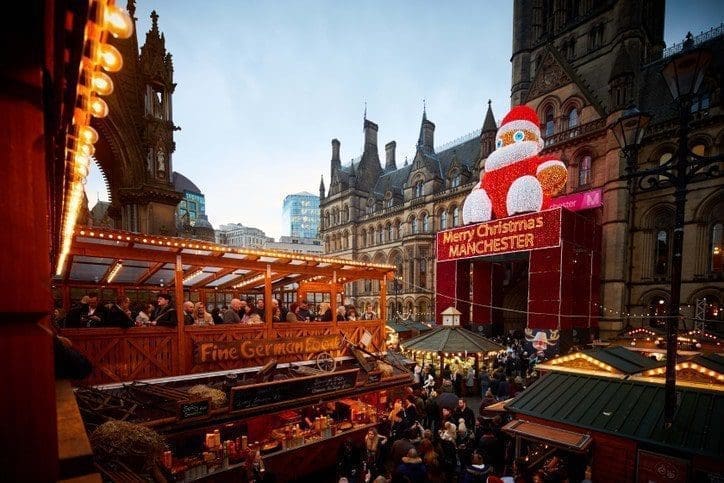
[393,275,402,323]
[610,37,721,427]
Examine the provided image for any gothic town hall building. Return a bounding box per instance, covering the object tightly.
[320,0,723,339]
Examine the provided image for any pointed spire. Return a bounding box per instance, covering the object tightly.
[363,100,367,121]
[417,101,435,151]
[319,175,326,199]
[482,99,497,132]
[126,0,136,17]
[150,10,159,33]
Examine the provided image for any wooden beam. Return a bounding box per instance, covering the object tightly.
[380,274,388,323]
[217,271,264,291]
[71,242,390,281]
[264,265,273,325]
[174,255,185,374]
[136,262,165,285]
[99,259,120,284]
[191,267,236,289]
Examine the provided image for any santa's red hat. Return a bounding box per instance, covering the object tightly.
[498,105,541,139]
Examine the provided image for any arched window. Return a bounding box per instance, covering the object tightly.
[386,197,394,208]
[414,180,424,198]
[654,226,671,277]
[691,143,707,157]
[567,107,579,129]
[360,229,366,248]
[647,296,669,328]
[452,206,460,227]
[386,223,392,242]
[343,206,349,223]
[711,222,723,272]
[377,227,383,244]
[411,217,419,234]
[440,211,448,230]
[422,213,430,232]
[545,108,555,137]
[419,258,427,289]
[368,227,375,246]
[578,155,592,187]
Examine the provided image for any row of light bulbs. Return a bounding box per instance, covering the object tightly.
[57,0,133,276]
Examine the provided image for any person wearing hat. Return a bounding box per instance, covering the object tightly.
[152,293,177,327]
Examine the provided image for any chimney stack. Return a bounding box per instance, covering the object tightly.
[363,119,378,153]
[385,141,397,171]
[330,138,341,174]
[422,119,435,150]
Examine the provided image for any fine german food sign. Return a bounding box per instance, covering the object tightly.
[436,208,562,262]
[194,334,339,363]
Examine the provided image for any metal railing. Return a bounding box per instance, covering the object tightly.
[660,24,723,60]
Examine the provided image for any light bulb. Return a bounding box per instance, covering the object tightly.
[103,4,134,39]
[91,71,114,95]
[97,43,123,72]
[78,142,95,157]
[78,125,98,144]
[74,154,90,178]
[89,97,109,118]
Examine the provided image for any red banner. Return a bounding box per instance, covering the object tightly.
[436,208,562,262]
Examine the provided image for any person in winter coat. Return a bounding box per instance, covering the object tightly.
[395,448,427,483]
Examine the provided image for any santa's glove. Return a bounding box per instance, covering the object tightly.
[536,160,567,197]
[462,188,492,224]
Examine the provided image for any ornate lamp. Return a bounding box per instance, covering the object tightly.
[661,34,712,101]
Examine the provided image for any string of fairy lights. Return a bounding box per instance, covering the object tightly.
[353,278,722,323]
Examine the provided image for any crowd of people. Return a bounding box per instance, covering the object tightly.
[55,293,383,329]
[334,383,582,483]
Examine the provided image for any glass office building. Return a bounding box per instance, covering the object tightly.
[282,191,319,239]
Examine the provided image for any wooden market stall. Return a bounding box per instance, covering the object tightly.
[502,346,724,481]
[56,226,395,385]
[399,325,505,387]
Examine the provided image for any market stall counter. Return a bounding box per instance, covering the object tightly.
[75,354,413,481]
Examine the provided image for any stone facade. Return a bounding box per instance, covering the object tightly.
[91,7,183,235]
[321,0,723,336]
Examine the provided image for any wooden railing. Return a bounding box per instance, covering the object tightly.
[61,320,386,385]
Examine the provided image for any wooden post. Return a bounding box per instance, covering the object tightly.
[379,274,388,323]
[174,255,185,374]
[264,264,273,326]
[330,271,338,328]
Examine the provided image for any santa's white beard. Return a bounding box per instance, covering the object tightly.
[485,140,541,171]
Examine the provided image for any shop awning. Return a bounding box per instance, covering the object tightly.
[482,397,514,413]
[503,419,592,452]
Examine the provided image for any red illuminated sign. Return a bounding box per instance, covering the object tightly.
[436,208,562,262]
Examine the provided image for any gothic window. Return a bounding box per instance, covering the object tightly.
[368,227,375,246]
[377,227,383,244]
[324,211,330,229]
[386,197,394,208]
[545,108,555,137]
[567,107,579,129]
[451,173,461,188]
[411,216,419,234]
[440,211,448,230]
[422,213,430,232]
[452,206,460,227]
[711,222,723,273]
[415,180,424,198]
[652,212,672,277]
[578,155,592,187]
[343,205,349,223]
[386,223,393,242]
[364,279,372,294]
[360,229,367,248]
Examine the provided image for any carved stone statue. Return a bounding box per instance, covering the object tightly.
[156,147,166,175]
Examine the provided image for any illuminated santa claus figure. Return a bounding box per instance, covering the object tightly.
[462,105,567,223]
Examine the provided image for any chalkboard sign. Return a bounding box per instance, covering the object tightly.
[178,398,211,420]
[230,369,358,412]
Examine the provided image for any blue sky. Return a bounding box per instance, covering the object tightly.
[86,1,723,239]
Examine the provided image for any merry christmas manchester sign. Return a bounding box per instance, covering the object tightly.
[436,208,561,262]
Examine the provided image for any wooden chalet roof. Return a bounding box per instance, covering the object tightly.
[400,326,504,355]
[633,353,724,390]
[506,372,724,458]
[57,227,394,290]
[540,346,661,377]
